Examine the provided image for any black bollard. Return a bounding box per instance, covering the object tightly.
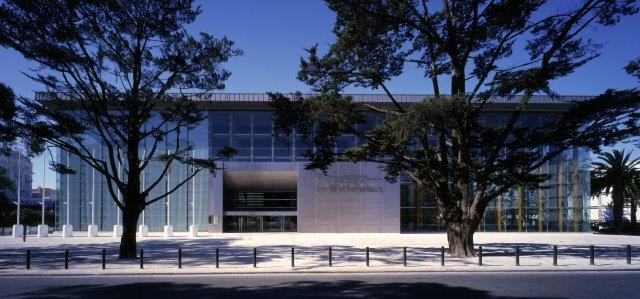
[253,248,257,268]
[329,246,333,267]
[291,247,295,268]
[102,249,106,269]
[140,249,144,269]
[403,247,407,267]
[478,245,483,266]
[590,245,595,265]
[64,249,69,269]
[515,246,520,266]
[366,247,370,267]
[627,245,632,265]
[26,249,31,269]
[441,246,445,266]
[178,248,182,269]
[215,247,219,268]
[553,245,558,266]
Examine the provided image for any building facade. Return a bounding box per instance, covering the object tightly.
[53,93,591,233]
[0,150,33,205]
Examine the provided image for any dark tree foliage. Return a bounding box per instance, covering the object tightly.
[270,0,640,257]
[0,83,18,212]
[0,83,18,155]
[626,57,640,81]
[0,0,241,258]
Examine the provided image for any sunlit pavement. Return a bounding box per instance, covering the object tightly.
[1,232,640,274]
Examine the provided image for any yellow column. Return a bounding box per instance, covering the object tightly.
[517,185,524,232]
[572,150,582,232]
[557,162,565,232]
[538,167,545,232]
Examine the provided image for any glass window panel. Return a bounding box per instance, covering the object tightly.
[274,136,292,148]
[296,148,309,160]
[234,148,251,157]
[211,135,229,147]
[253,148,272,158]
[232,112,251,133]
[253,112,273,134]
[274,148,291,158]
[233,135,251,148]
[295,135,312,148]
[211,112,230,133]
[254,135,272,149]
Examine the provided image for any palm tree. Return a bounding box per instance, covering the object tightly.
[591,150,640,232]
[628,172,640,228]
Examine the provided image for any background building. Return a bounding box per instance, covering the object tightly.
[30,187,56,209]
[0,150,33,205]
[52,93,591,233]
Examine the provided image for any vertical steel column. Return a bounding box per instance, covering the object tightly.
[140,249,144,269]
[215,248,219,268]
[366,247,370,267]
[253,248,257,268]
[291,247,295,268]
[64,250,69,269]
[403,247,407,267]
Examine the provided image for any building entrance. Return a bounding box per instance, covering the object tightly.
[222,170,297,232]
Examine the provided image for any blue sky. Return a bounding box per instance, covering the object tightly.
[0,0,638,188]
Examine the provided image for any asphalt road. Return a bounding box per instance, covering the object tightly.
[0,271,638,299]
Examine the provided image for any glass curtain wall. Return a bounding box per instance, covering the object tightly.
[399,111,591,232]
[56,120,210,232]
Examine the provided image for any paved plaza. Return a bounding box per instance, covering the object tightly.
[1,232,639,275]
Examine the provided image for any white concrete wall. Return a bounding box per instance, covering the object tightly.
[297,162,400,233]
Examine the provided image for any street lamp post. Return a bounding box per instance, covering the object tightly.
[62,151,73,237]
[87,149,98,237]
[163,149,173,238]
[138,149,148,237]
[188,150,198,238]
[12,152,23,238]
[37,155,49,237]
[113,159,123,237]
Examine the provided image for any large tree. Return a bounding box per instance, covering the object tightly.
[270,0,640,256]
[0,83,18,226]
[0,0,240,258]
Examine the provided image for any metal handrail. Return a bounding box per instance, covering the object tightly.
[35,92,594,104]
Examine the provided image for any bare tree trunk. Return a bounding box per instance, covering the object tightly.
[119,204,141,259]
[612,188,624,233]
[446,219,477,257]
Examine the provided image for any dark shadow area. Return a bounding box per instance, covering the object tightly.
[7,280,565,299]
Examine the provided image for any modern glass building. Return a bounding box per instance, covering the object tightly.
[52,93,591,233]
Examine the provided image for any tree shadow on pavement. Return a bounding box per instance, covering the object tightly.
[7,280,565,299]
